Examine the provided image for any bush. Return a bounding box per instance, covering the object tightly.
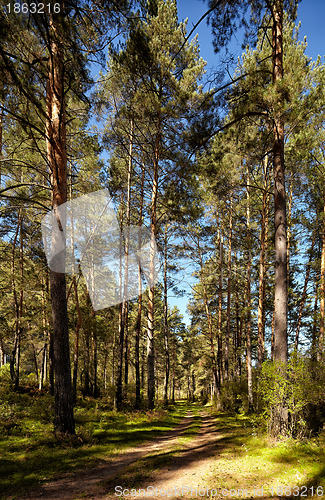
[217,377,250,414]
[258,355,325,438]
[0,364,11,387]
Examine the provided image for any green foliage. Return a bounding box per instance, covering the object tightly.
[258,356,325,438]
[0,364,11,388]
[217,377,250,414]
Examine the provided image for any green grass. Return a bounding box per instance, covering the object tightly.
[0,389,189,499]
[202,410,325,499]
[3,391,325,500]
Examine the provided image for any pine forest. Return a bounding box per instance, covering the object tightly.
[1,0,325,498]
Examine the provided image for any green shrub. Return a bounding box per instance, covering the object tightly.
[258,355,325,438]
[0,364,11,387]
[217,377,249,414]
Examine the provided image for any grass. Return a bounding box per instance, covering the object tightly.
[202,410,325,499]
[0,388,189,499]
[2,388,325,500]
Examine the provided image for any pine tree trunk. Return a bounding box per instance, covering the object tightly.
[72,276,82,404]
[318,196,325,361]
[286,173,293,305]
[273,0,288,365]
[271,0,288,438]
[11,211,23,391]
[163,225,170,407]
[198,238,219,399]
[147,121,160,410]
[135,164,144,409]
[46,8,74,434]
[225,193,233,380]
[295,228,316,349]
[0,338,4,367]
[234,254,241,379]
[246,170,253,410]
[312,279,319,363]
[115,192,125,410]
[217,229,223,386]
[124,120,133,393]
[171,336,176,404]
[257,156,270,370]
[39,343,47,391]
[92,316,98,398]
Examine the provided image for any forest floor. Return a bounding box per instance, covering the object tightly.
[13,404,325,500]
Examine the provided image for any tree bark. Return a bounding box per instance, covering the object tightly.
[257,155,270,370]
[115,191,125,410]
[318,195,325,361]
[217,227,223,387]
[72,276,82,404]
[135,164,145,409]
[272,0,287,366]
[163,224,170,407]
[225,193,233,380]
[147,119,160,410]
[10,210,23,391]
[234,254,241,379]
[271,0,288,438]
[198,237,219,400]
[295,228,316,349]
[46,7,74,434]
[246,169,253,410]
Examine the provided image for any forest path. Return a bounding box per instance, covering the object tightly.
[21,408,282,500]
[21,410,197,500]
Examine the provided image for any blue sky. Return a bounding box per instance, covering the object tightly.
[168,0,325,326]
[177,0,325,69]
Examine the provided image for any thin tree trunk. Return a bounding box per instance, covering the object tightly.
[318,196,325,361]
[246,170,253,410]
[147,117,161,410]
[10,206,24,391]
[0,338,4,367]
[234,254,241,379]
[271,309,275,361]
[312,279,319,363]
[39,343,47,391]
[225,193,233,380]
[46,7,74,433]
[295,228,316,349]
[163,224,170,407]
[217,228,223,386]
[123,118,134,397]
[135,164,144,409]
[92,314,98,398]
[72,276,82,404]
[198,238,219,400]
[32,343,39,383]
[171,335,176,404]
[257,155,270,370]
[286,172,293,303]
[115,191,124,410]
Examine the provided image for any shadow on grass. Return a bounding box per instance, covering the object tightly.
[0,400,192,499]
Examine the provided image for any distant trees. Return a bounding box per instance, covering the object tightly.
[96,0,206,409]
